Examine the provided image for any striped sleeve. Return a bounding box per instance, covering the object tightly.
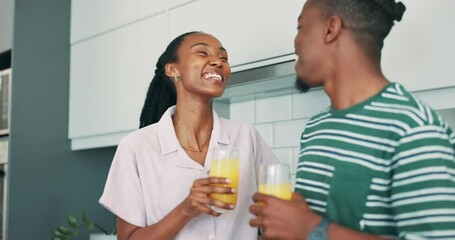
[390,124,455,239]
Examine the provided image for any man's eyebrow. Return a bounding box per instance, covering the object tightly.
[191,42,227,52]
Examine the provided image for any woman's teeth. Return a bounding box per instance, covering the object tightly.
[203,72,222,81]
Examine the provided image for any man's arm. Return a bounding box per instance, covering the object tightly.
[388,124,455,239]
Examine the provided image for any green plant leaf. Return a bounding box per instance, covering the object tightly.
[67,213,78,228]
[82,210,88,223]
[57,226,71,235]
[52,229,66,237]
[51,235,69,240]
[86,220,94,230]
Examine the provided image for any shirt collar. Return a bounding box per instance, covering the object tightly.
[157,105,230,155]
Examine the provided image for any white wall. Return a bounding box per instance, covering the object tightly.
[0,0,14,53]
[382,0,455,91]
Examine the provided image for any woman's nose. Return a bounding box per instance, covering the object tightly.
[209,57,222,67]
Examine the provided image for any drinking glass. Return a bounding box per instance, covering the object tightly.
[209,148,240,213]
[258,163,292,200]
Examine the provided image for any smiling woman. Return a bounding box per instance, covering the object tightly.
[99,32,279,240]
[169,33,231,107]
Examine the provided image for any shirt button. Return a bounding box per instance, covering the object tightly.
[208,234,215,240]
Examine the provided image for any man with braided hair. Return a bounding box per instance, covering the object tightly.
[250,0,455,239]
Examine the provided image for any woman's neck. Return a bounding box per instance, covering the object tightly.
[172,99,214,153]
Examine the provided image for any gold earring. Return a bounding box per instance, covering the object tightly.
[174,75,179,82]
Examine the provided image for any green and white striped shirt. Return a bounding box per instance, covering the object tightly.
[295,83,455,239]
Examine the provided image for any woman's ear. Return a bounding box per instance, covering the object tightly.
[324,16,342,43]
[165,63,179,78]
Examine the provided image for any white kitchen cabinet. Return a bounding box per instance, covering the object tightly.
[382,0,455,92]
[168,0,302,69]
[69,0,304,149]
[70,0,195,43]
[69,13,167,149]
[0,0,13,53]
[68,0,455,150]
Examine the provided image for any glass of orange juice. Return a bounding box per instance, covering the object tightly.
[209,148,239,213]
[258,163,292,200]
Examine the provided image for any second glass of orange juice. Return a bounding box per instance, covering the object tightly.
[209,148,239,213]
[258,163,292,200]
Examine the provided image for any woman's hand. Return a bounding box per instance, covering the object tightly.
[182,177,235,217]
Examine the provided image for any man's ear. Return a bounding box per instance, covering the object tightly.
[324,16,342,43]
[165,63,179,78]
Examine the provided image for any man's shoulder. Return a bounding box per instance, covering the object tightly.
[307,107,332,122]
[373,83,446,128]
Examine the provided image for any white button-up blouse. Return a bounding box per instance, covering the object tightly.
[99,106,278,240]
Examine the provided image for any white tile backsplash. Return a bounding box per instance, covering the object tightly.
[274,118,308,148]
[292,89,330,119]
[229,99,255,123]
[271,148,293,166]
[255,94,292,123]
[229,90,313,174]
[438,108,455,129]
[292,147,300,174]
[254,123,274,147]
[291,174,296,190]
[214,101,230,119]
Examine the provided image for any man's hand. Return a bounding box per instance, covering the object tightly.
[249,192,321,240]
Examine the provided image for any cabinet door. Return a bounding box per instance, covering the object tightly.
[71,0,194,43]
[382,0,455,91]
[69,13,167,143]
[168,0,302,68]
[0,0,13,52]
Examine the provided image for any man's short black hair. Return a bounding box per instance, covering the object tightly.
[310,0,406,51]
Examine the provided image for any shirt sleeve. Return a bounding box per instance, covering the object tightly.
[390,124,455,239]
[99,138,147,227]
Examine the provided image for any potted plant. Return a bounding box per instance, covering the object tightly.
[51,210,116,240]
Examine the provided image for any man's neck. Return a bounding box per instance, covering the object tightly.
[323,51,389,110]
[324,76,389,110]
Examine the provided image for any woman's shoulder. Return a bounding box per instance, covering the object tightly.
[119,123,159,147]
[219,117,254,130]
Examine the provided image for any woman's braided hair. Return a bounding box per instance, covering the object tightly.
[139,31,200,128]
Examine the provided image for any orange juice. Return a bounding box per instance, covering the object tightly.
[258,183,292,200]
[209,158,239,204]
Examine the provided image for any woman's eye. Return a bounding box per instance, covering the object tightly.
[220,57,228,62]
[198,51,208,56]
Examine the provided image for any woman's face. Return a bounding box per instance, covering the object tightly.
[171,33,231,98]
